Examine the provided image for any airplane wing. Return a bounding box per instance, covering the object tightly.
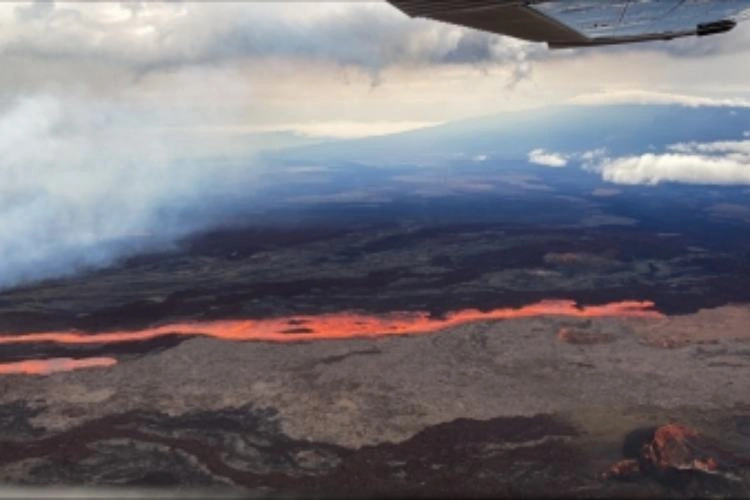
[387,1,750,49]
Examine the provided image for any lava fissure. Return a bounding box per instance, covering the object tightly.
[0,300,662,376]
[0,299,661,347]
[0,357,117,376]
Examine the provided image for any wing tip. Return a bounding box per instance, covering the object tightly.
[696,19,736,37]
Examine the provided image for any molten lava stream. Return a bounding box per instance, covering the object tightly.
[0,299,663,348]
[0,357,117,376]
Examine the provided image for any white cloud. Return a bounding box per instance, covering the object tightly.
[592,137,750,186]
[262,120,442,139]
[528,149,568,167]
[581,148,607,160]
[170,120,442,140]
[580,148,608,168]
[0,2,543,78]
[2,3,750,141]
[598,153,750,185]
[668,139,750,156]
[569,90,750,108]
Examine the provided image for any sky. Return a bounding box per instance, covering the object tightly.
[2,1,750,288]
[3,1,750,143]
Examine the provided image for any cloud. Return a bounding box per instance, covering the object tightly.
[3,3,750,132]
[170,120,442,141]
[250,120,442,139]
[589,137,750,186]
[528,149,568,167]
[0,2,544,81]
[580,148,607,163]
[0,94,264,289]
[568,90,750,108]
[13,0,55,22]
[597,153,750,186]
[667,139,750,156]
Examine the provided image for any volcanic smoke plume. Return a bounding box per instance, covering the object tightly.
[0,95,262,290]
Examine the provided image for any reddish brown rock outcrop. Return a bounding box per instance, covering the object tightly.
[602,459,641,480]
[605,423,745,483]
[643,424,720,474]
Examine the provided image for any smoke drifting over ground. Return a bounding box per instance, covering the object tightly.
[0,95,260,289]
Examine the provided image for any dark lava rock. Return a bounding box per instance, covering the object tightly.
[556,327,615,345]
[736,416,750,438]
[0,409,585,497]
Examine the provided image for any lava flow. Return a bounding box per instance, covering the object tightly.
[0,357,117,376]
[0,299,662,348]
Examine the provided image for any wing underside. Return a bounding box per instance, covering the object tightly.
[388,1,750,48]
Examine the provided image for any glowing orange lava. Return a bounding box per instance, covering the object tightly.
[0,300,662,347]
[0,357,117,376]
